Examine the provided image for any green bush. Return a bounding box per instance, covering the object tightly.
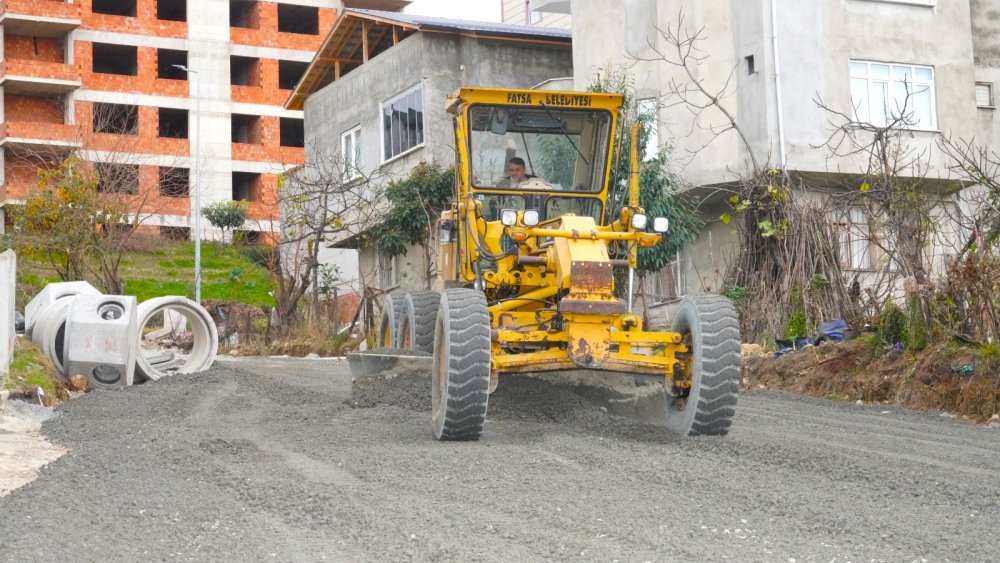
[723,285,749,304]
[904,293,928,352]
[877,301,907,347]
[785,286,807,339]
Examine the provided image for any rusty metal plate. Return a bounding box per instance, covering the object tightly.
[570,260,612,291]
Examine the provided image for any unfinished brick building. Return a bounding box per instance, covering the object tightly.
[0,0,404,239]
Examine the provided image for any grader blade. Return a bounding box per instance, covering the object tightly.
[516,369,675,425]
[346,350,432,382]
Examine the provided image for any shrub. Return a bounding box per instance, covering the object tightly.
[877,301,907,347]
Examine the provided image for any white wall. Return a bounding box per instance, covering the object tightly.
[0,250,15,381]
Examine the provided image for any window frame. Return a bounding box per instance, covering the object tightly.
[849,60,937,131]
[835,207,872,271]
[341,125,362,180]
[380,84,425,164]
[976,82,995,109]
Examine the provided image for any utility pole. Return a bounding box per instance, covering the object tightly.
[172,64,202,303]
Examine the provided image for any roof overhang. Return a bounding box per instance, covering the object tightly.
[285,10,419,110]
[285,9,573,111]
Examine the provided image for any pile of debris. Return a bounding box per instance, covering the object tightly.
[24,282,218,390]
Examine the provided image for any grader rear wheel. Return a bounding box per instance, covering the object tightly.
[377,292,404,349]
[666,295,741,436]
[398,291,440,354]
[431,288,491,441]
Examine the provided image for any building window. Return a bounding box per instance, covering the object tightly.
[277,4,319,35]
[92,0,136,17]
[157,49,188,80]
[160,226,190,240]
[96,163,139,194]
[849,60,936,129]
[93,103,138,135]
[158,167,190,198]
[278,60,309,90]
[232,172,260,201]
[231,113,261,144]
[158,107,189,139]
[92,43,138,76]
[381,85,424,162]
[379,251,398,288]
[157,0,186,22]
[341,126,362,179]
[638,98,658,162]
[230,56,260,87]
[280,118,304,148]
[745,55,756,75]
[230,0,259,29]
[654,251,686,301]
[835,207,871,270]
[976,82,994,108]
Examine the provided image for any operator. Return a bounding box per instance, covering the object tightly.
[498,157,536,189]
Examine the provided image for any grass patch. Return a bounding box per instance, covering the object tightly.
[15,240,275,308]
[5,340,61,405]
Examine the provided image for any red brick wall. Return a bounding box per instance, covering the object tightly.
[4,95,64,123]
[3,35,65,62]
[76,42,188,98]
[81,0,187,39]
[2,153,48,200]
[75,102,189,157]
[230,2,337,51]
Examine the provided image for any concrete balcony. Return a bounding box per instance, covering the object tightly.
[0,121,81,152]
[0,60,81,96]
[0,0,81,37]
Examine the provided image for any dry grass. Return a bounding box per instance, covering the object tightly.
[743,340,1000,421]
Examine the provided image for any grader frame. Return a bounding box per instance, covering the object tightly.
[378,87,740,441]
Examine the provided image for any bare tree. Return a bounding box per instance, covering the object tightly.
[12,101,185,293]
[627,11,858,341]
[269,144,389,332]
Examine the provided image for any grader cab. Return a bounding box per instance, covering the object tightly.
[372,87,741,441]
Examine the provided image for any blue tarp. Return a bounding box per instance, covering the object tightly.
[773,319,848,357]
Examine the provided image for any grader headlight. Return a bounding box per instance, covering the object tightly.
[630,213,648,230]
[653,217,669,233]
[523,209,540,226]
[500,209,518,226]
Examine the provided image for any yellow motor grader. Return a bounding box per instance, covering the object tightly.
[375,87,741,441]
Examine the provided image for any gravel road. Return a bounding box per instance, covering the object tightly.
[1,357,998,561]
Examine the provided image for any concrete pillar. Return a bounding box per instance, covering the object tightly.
[0,250,15,382]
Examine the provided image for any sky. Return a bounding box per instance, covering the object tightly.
[402,0,503,22]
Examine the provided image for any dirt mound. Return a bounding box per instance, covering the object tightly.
[744,340,1000,421]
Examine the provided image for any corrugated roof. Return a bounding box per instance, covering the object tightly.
[285,8,572,110]
[346,8,572,40]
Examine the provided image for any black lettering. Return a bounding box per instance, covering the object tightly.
[540,94,593,107]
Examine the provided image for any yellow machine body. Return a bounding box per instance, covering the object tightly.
[438,87,691,391]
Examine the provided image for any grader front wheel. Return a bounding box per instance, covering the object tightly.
[398,291,440,354]
[431,288,491,441]
[666,295,741,436]
[377,292,404,349]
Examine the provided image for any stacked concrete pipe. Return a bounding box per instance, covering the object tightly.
[24,282,219,388]
[135,296,218,381]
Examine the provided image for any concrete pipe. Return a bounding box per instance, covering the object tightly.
[135,297,218,381]
[24,281,101,338]
[64,294,138,389]
[30,295,76,377]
